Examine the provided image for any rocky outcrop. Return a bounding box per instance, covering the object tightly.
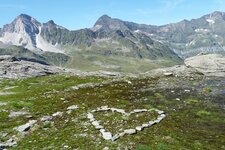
[184,54,225,77]
[144,54,225,77]
[0,55,122,79]
[0,55,66,78]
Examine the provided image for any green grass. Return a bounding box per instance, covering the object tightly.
[0,75,224,149]
[65,51,182,73]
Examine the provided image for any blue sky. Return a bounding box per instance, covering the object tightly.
[1,0,225,30]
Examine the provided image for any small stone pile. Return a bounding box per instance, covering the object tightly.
[87,106,166,141]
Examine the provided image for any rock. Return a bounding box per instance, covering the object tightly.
[95,125,104,129]
[103,147,109,150]
[0,102,7,106]
[111,108,126,114]
[92,121,100,126]
[66,110,72,114]
[160,114,166,118]
[124,129,136,135]
[141,124,149,128]
[0,139,17,149]
[9,111,29,118]
[163,72,173,76]
[52,112,63,117]
[0,92,16,96]
[148,121,155,125]
[0,55,18,62]
[154,119,161,124]
[101,131,112,140]
[15,120,37,132]
[157,110,164,114]
[184,54,225,77]
[132,109,148,113]
[111,134,120,141]
[175,98,180,101]
[87,113,94,119]
[67,105,78,110]
[135,126,143,131]
[184,89,190,92]
[119,132,125,137]
[40,116,53,121]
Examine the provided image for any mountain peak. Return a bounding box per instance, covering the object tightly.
[16,14,32,21]
[93,14,130,32]
[98,14,111,20]
[206,11,225,20]
[94,15,112,26]
[46,20,56,25]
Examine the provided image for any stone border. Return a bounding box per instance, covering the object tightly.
[87,106,166,141]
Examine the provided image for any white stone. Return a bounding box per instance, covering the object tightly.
[148,121,155,125]
[111,134,120,141]
[119,132,125,137]
[124,129,136,135]
[9,111,29,118]
[157,110,164,114]
[40,116,53,121]
[87,113,94,119]
[136,126,143,131]
[160,114,166,118]
[184,89,190,92]
[154,119,161,123]
[95,125,104,129]
[67,105,78,110]
[142,124,149,128]
[163,72,173,76]
[14,120,37,132]
[0,102,7,106]
[52,112,63,117]
[132,109,148,113]
[92,121,99,126]
[101,132,112,140]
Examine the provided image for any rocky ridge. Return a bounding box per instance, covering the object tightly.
[0,55,123,79]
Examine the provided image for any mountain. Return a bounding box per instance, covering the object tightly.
[2,11,225,72]
[0,14,65,53]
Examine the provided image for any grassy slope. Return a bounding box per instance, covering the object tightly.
[65,51,182,73]
[0,75,224,149]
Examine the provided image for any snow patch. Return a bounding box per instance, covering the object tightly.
[36,27,64,53]
[194,28,210,33]
[185,40,196,46]
[134,30,140,33]
[206,19,215,24]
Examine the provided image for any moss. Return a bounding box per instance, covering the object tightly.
[136,145,152,150]
[154,93,164,99]
[186,98,199,105]
[196,110,211,116]
[0,75,224,149]
[203,87,212,93]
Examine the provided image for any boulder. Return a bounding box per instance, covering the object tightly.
[124,129,136,135]
[14,120,37,132]
[185,54,225,77]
